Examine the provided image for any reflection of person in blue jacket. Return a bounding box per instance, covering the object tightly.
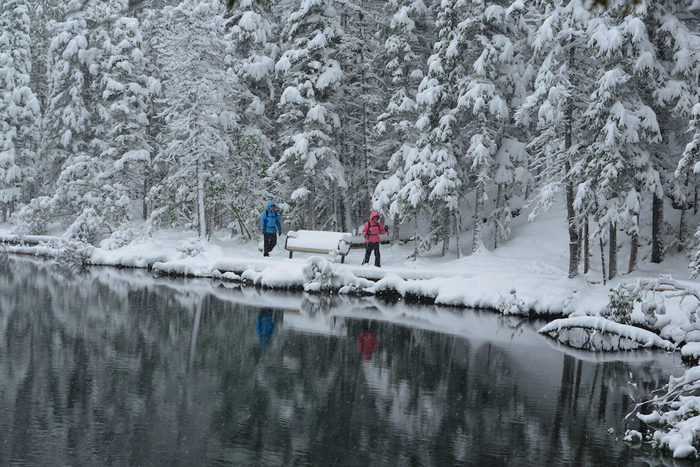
[255,308,277,350]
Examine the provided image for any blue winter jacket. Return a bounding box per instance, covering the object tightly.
[260,201,282,234]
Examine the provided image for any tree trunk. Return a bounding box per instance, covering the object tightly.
[565,171,579,278]
[576,226,582,269]
[599,237,606,285]
[142,174,149,221]
[651,191,663,263]
[472,180,484,253]
[679,173,689,252]
[441,207,450,257]
[564,45,579,278]
[628,233,638,274]
[455,210,461,259]
[584,217,590,274]
[197,159,206,240]
[392,212,400,244]
[608,222,617,280]
[234,209,251,239]
[412,213,419,260]
[307,183,315,230]
[494,184,502,250]
[628,213,639,274]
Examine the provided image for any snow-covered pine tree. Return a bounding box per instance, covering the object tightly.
[149,0,241,239]
[405,0,467,256]
[0,0,40,221]
[453,0,529,253]
[578,2,662,279]
[516,0,594,278]
[224,0,279,238]
[373,0,434,244]
[92,8,158,229]
[36,2,101,227]
[333,0,387,232]
[270,0,344,230]
[660,5,700,258]
[678,105,700,275]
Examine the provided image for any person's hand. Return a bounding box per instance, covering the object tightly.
[278,231,282,236]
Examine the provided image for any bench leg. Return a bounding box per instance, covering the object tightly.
[341,255,345,264]
[289,251,293,259]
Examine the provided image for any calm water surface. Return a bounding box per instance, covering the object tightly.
[0,256,688,467]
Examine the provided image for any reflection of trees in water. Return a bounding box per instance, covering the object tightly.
[0,257,680,466]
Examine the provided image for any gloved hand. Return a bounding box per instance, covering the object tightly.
[278,231,282,236]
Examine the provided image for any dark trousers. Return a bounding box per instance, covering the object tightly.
[263,232,277,255]
[362,242,380,267]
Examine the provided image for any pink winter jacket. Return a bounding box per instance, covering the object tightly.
[362,212,387,243]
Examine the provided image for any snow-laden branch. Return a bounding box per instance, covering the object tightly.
[616,276,700,324]
[632,367,700,459]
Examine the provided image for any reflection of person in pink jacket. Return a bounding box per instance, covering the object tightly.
[356,331,380,362]
[361,211,387,267]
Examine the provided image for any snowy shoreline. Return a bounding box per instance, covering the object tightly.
[5,225,700,459]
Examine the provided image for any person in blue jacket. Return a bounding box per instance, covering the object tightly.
[260,201,282,256]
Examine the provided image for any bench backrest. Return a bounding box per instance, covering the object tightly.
[285,230,352,254]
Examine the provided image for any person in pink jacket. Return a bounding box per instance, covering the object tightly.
[361,211,387,267]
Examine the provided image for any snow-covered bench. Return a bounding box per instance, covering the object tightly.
[284,230,352,263]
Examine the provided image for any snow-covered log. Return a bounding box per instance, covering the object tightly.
[538,316,675,351]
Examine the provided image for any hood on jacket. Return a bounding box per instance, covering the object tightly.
[369,211,380,222]
[266,201,277,210]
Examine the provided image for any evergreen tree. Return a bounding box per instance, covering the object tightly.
[0,0,39,220]
[270,0,343,230]
[334,0,386,231]
[517,0,594,278]
[149,0,242,239]
[661,4,700,258]
[37,5,99,225]
[224,0,278,238]
[407,0,468,255]
[452,0,529,253]
[98,12,158,227]
[577,3,662,279]
[373,0,434,243]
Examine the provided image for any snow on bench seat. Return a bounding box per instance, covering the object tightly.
[284,230,352,263]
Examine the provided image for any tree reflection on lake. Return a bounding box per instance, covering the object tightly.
[0,256,687,466]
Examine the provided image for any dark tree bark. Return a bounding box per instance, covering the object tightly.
[584,218,590,275]
[441,207,450,257]
[679,173,689,252]
[472,180,484,253]
[609,222,617,280]
[628,232,638,274]
[142,175,149,221]
[599,237,606,285]
[392,213,399,244]
[564,45,579,278]
[565,162,579,279]
[651,191,664,263]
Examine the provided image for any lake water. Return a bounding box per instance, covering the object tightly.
[0,256,688,467]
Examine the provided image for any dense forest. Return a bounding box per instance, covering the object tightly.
[2,0,700,279]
